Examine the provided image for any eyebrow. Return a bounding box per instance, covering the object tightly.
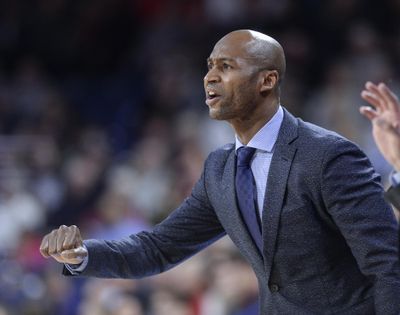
[207,57,236,63]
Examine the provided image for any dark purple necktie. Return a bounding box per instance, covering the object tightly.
[235,146,263,253]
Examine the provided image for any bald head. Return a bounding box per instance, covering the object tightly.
[204,29,285,123]
[214,30,286,85]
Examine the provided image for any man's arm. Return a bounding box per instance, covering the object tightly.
[40,163,226,278]
[321,138,400,314]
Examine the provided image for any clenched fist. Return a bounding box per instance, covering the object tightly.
[40,225,88,265]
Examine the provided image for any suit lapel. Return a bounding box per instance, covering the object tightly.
[262,109,298,280]
[222,150,264,264]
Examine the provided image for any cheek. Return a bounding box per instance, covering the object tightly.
[234,81,256,103]
[227,79,244,99]
[223,73,257,106]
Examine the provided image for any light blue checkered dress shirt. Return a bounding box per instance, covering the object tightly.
[235,106,284,218]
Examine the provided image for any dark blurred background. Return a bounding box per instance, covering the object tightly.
[0,0,399,314]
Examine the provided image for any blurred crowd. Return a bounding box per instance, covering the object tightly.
[0,0,399,314]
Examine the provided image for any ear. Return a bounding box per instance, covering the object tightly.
[259,70,279,93]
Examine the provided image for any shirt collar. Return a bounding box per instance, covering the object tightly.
[235,105,284,153]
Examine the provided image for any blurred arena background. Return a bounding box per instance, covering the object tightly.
[0,0,399,314]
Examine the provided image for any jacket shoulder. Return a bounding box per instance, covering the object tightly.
[204,143,234,170]
[296,118,361,152]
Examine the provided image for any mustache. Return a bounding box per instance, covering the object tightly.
[205,84,223,94]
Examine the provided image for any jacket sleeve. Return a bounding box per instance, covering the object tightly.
[321,138,400,315]
[63,159,226,279]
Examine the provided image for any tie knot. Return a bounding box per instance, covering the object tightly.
[237,146,256,167]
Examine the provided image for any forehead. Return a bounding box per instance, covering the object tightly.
[208,36,252,61]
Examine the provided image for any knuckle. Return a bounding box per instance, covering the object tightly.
[40,239,48,248]
[63,243,73,250]
[71,225,80,235]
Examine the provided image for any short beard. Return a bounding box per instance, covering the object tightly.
[208,98,236,120]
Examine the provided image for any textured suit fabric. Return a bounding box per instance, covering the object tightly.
[64,108,400,314]
[235,146,262,252]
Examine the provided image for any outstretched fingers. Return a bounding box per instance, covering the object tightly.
[361,90,381,109]
[362,82,387,111]
[378,83,400,114]
[359,106,378,121]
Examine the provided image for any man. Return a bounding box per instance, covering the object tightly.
[40,30,400,314]
[360,81,400,209]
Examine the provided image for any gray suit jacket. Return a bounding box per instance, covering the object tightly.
[67,109,400,314]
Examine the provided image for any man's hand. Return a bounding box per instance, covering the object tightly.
[360,81,400,171]
[40,225,88,265]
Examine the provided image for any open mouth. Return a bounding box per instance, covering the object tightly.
[207,90,219,99]
[206,90,221,106]
[206,89,221,101]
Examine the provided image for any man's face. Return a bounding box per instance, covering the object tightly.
[204,37,260,121]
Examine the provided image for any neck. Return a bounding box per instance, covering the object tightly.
[232,100,279,145]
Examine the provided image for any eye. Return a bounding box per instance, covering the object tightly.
[223,63,232,70]
[207,62,213,70]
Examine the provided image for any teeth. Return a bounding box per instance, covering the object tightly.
[208,91,216,96]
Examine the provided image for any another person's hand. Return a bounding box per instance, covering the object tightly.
[40,225,88,265]
[360,82,400,171]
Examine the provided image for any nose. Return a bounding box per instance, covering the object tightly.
[204,68,221,86]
